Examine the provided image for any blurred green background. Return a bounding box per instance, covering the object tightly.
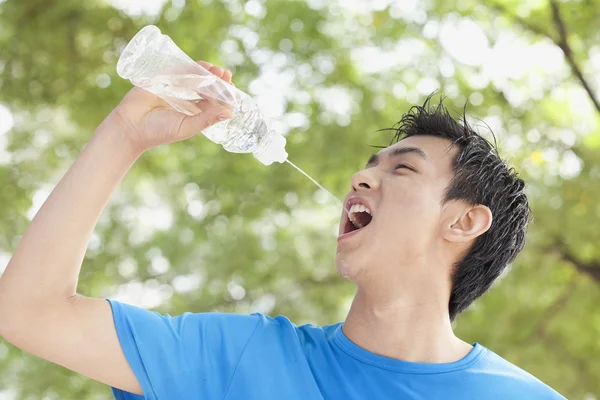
[1,0,599,398]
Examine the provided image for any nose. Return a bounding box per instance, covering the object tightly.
[351,168,379,192]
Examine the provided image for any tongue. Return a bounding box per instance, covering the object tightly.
[354,211,372,228]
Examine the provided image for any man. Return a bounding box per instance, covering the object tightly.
[0,61,565,399]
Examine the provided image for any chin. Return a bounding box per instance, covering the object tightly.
[335,253,365,282]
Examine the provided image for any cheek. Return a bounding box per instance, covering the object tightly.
[389,190,427,215]
[380,193,440,233]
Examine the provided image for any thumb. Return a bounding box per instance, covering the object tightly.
[180,106,232,137]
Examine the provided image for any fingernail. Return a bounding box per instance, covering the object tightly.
[218,114,229,121]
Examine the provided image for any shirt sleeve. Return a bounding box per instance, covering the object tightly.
[105,299,261,400]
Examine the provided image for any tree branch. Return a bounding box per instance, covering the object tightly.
[541,239,600,282]
[487,2,551,38]
[488,1,600,115]
[549,0,600,114]
[557,249,600,282]
[524,276,578,345]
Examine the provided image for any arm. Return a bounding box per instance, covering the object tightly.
[0,62,234,396]
[0,119,145,393]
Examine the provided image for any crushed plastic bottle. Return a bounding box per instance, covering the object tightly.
[116,25,288,165]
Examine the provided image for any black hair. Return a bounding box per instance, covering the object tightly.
[382,94,531,321]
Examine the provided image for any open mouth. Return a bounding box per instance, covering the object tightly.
[342,204,373,234]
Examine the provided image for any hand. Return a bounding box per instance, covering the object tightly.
[104,61,234,153]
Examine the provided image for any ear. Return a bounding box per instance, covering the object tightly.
[443,203,493,243]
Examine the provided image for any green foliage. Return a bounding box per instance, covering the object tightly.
[1,0,599,398]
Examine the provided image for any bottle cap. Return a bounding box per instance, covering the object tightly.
[254,133,288,166]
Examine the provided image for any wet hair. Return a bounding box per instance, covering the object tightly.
[382,94,531,321]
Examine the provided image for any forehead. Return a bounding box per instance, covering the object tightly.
[380,135,457,170]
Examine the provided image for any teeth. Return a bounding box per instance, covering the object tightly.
[348,203,372,229]
[348,204,372,215]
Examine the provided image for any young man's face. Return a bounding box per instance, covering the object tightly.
[335,135,459,287]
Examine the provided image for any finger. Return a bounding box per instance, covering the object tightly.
[197,60,231,81]
[209,65,226,78]
[180,106,232,136]
[197,60,222,76]
[198,60,213,70]
[222,69,232,83]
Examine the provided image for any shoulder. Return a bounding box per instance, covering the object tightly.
[250,313,339,339]
[244,313,341,351]
[474,345,566,399]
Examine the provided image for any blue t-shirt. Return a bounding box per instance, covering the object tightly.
[106,299,565,400]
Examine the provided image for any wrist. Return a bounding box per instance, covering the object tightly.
[95,111,147,158]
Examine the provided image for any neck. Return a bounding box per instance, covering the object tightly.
[342,286,472,364]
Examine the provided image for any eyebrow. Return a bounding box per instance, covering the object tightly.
[365,146,429,168]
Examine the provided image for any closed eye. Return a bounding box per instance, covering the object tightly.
[395,164,415,172]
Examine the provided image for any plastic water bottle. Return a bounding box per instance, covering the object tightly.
[116,25,288,166]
